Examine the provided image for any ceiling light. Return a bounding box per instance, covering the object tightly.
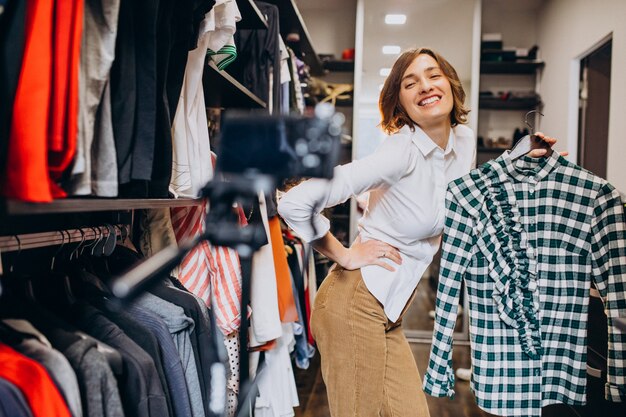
[382,45,401,55]
[385,14,406,25]
[379,68,391,76]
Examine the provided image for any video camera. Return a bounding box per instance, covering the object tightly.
[215,103,344,185]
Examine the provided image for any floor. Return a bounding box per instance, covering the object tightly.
[293,341,496,417]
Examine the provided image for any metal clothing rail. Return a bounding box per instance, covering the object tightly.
[0,224,129,253]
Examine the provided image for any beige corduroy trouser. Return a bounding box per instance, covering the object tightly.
[310,266,431,417]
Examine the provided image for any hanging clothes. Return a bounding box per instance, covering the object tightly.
[2,319,83,417]
[0,343,73,417]
[2,0,84,201]
[170,202,243,336]
[424,151,626,417]
[67,0,120,197]
[268,216,298,323]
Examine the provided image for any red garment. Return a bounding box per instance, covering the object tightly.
[3,0,54,202]
[2,0,83,201]
[49,0,83,193]
[0,343,72,417]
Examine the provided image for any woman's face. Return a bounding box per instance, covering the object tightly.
[398,54,454,130]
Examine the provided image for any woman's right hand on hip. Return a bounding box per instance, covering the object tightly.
[343,236,402,272]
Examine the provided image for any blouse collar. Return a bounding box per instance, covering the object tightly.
[404,125,456,157]
[500,149,561,183]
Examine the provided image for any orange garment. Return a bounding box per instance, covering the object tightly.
[49,0,83,193]
[268,215,298,323]
[2,0,83,202]
[0,343,72,417]
[3,0,54,202]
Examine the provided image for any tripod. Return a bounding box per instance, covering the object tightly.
[111,175,277,417]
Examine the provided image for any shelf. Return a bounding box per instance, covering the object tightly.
[263,0,325,76]
[322,59,354,72]
[236,0,268,29]
[4,198,204,216]
[203,60,266,108]
[481,61,545,74]
[479,97,542,110]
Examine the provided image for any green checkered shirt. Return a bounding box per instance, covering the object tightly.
[423,151,626,417]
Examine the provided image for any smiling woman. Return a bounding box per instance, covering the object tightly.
[380,48,469,148]
[277,45,479,416]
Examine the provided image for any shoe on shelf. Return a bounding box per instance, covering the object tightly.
[455,367,471,382]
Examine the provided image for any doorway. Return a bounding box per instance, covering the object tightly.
[577,39,612,178]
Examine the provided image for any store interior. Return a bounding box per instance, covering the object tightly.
[1,0,625,417]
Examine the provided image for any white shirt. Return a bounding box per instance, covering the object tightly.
[277,124,476,321]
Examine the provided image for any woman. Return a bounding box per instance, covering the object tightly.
[277,47,561,417]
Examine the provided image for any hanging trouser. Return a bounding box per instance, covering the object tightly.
[310,265,431,417]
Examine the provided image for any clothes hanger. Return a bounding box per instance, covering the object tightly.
[508,110,550,160]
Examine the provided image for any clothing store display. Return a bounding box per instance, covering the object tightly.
[253,324,299,417]
[68,0,120,197]
[72,302,170,417]
[0,343,73,417]
[250,193,282,347]
[165,1,216,119]
[64,337,125,417]
[268,216,298,323]
[230,1,282,113]
[149,279,222,417]
[171,203,243,336]
[278,124,476,322]
[169,9,217,199]
[48,0,83,195]
[133,292,205,417]
[310,266,430,417]
[2,2,355,417]
[424,151,626,416]
[3,319,83,417]
[111,0,158,192]
[86,293,176,417]
[124,304,192,417]
[2,0,55,201]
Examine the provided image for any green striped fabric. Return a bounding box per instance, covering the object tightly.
[207,45,237,70]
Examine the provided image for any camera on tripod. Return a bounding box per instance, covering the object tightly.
[215,103,344,185]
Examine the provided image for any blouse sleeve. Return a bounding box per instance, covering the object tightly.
[277,134,416,242]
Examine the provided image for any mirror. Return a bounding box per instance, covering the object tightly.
[352,0,480,340]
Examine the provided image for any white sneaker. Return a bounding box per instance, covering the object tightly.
[455,367,471,381]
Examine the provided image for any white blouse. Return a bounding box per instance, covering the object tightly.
[277,124,476,322]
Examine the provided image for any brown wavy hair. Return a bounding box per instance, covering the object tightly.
[379,47,469,135]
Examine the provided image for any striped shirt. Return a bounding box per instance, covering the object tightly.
[424,151,626,416]
[171,202,242,335]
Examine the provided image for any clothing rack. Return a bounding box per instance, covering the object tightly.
[0,224,129,253]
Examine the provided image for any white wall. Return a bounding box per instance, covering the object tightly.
[298,0,357,60]
[537,0,626,192]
